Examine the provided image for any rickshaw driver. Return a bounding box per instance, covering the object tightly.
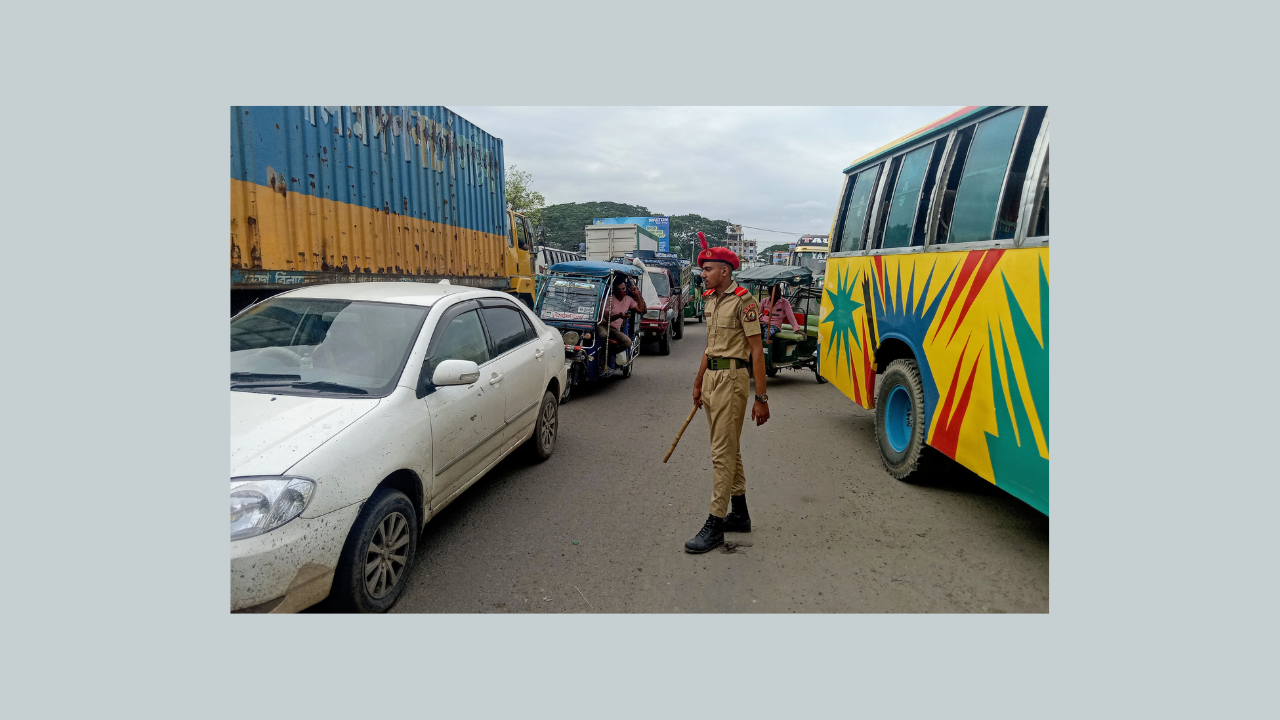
[685,234,769,554]
[598,274,646,355]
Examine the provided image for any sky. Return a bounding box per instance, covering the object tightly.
[453,106,959,247]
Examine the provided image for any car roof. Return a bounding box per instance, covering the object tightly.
[274,281,489,307]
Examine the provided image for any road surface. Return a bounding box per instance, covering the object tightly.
[389,321,1049,613]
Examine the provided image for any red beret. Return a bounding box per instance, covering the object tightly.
[698,246,740,270]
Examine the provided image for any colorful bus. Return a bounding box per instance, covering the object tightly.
[818,106,1049,514]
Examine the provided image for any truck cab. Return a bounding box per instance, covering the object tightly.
[507,210,538,307]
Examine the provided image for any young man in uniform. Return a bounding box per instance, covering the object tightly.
[686,232,770,554]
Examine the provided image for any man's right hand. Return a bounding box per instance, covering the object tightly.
[692,384,703,410]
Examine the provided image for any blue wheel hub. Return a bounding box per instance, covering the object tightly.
[884,384,913,453]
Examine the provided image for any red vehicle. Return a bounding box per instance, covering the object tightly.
[639,266,680,355]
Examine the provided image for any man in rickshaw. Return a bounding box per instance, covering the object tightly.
[598,274,646,355]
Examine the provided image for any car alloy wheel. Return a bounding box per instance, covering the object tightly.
[365,511,411,599]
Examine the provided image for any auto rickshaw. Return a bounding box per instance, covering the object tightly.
[734,264,826,384]
[535,261,645,399]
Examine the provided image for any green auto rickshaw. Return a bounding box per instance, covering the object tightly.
[734,264,826,384]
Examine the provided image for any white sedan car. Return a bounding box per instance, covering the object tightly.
[230,282,567,613]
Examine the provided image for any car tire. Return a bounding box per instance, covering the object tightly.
[657,327,671,355]
[673,313,684,339]
[329,488,419,613]
[525,390,558,461]
[874,358,932,481]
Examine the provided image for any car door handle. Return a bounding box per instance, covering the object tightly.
[489,373,504,386]
[534,348,545,359]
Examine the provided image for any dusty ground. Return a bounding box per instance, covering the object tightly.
[389,321,1048,613]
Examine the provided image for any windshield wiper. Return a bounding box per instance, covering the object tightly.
[289,381,369,395]
[231,372,301,383]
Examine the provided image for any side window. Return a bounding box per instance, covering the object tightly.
[941,108,1024,244]
[427,310,490,381]
[869,155,903,249]
[518,309,538,343]
[1031,160,1049,237]
[515,217,530,250]
[881,145,933,249]
[837,165,880,252]
[995,107,1047,240]
[481,306,530,357]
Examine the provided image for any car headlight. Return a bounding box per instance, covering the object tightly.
[644,310,661,320]
[562,330,580,345]
[231,476,316,540]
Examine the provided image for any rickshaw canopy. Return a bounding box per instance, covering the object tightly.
[734,265,814,284]
[549,260,643,278]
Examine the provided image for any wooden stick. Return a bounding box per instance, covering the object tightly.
[663,405,700,463]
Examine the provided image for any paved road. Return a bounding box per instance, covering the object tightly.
[391,321,1048,613]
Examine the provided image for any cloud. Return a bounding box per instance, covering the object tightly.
[452,105,959,240]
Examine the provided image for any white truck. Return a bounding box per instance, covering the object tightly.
[584,224,659,262]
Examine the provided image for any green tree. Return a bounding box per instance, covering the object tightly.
[761,243,791,255]
[539,201,654,249]
[505,166,545,227]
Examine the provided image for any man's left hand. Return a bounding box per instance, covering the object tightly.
[751,400,769,426]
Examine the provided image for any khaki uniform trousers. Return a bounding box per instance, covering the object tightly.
[703,366,749,517]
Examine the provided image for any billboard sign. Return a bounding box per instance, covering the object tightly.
[594,216,670,252]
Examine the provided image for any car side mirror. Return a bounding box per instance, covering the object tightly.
[432,359,481,387]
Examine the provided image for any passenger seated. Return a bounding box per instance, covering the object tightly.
[761,284,802,344]
[597,276,646,354]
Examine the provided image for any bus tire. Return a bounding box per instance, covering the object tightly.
[874,358,931,481]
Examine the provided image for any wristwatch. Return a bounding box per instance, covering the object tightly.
[755,393,768,403]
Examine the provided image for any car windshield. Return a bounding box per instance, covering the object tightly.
[539,278,600,321]
[230,298,429,397]
[648,271,671,297]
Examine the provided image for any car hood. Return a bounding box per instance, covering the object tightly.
[230,391,381,477]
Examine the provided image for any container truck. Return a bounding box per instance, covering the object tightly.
[583,224,659,263]
[230,106,536,314]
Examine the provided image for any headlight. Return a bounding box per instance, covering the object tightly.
[644,310,661,320]
[562,330,580,345]
[230,476,315,540]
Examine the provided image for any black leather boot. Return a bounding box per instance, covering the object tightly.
[684,514,725,554]
[723,494,751,532]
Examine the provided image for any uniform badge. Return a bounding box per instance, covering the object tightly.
[743,302,759,323]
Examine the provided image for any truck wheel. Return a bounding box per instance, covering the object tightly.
[657,327,671,355]
[673,313,684,339]
[874,359,931,481]
[329,488,419,613]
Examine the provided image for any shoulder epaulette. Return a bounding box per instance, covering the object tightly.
[732,286,750,297]
[702,289,715,297]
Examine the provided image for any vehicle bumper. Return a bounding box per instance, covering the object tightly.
[230,502,362,612]
[641,320,669,336]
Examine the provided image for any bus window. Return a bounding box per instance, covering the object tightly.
[934,125,976,244]
[881,145,933,249]
[942,108,1024,244]
[912,139,948,246]
[995,107,1047,240]
[836,165,880,252]
[1032,158,1049,237]
[869,155,904,249]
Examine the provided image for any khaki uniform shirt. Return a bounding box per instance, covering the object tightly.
[704,282,761,361]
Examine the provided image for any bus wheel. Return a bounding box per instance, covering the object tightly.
[875,359,930,481]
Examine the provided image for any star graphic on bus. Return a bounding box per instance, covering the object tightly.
[822,268,864,375]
